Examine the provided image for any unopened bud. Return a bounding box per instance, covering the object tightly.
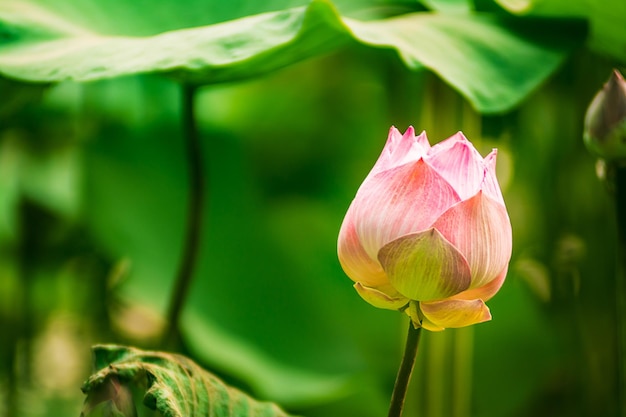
[584,69,626,161]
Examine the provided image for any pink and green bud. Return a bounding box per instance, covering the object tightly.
[337,127,512,331]
[584,69,626,161]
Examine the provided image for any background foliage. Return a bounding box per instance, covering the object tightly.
[1,0,625,416]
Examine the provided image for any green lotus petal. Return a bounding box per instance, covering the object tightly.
[378,228,471,302]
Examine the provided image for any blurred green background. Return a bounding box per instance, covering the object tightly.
[1,0,625,416]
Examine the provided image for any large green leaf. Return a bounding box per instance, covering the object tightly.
[0,0,584,112]
[81,345,295,417]
[343,13,584,113]
[495,0,626,63]
[0,0,349,85]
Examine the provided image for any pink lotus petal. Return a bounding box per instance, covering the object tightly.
[480,149,505,204]
[432,191,512,289]
[354,282,410,310]
[420,299,492,329]
[425,132,485,199]
[353,158,462,261]
[366,127,430,180]
[338,214,388,287]
[452,266,508,302]
[378,228,472,301]
[374,126,406,172]
[396,130,431,167]
[415,130,431,149]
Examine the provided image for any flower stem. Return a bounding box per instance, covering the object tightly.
[614,164,626,417]
[162,84,205,348]
[388,322,422,417]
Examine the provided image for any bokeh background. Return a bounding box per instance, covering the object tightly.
[1,0,626,416]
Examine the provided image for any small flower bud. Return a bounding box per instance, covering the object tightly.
[584,69,626,161]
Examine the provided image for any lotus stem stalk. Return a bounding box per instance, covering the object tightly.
[388,323,422,417]
[162,84,205,348]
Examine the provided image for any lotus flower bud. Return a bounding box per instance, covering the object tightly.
[337,127,512,331]
[584,69,626,161]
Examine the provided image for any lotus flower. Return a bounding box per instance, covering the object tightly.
[337,127,512,331]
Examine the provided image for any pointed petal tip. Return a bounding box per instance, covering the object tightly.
[484,149,498,171]
[415,130,429,143]
[610,68,625,84]
[449,131,469,142]
[484,148,498,162]
[433,131,478,155]
[387,126,403,141]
